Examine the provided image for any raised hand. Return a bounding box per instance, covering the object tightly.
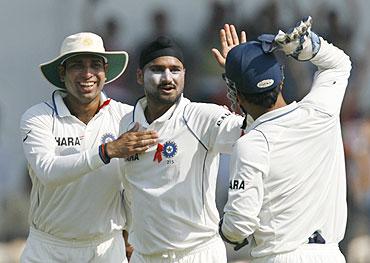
[212,24,247,67]
[274,16,320,61]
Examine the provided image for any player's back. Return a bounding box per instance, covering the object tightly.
[246,100,346,255]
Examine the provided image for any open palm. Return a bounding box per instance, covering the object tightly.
[211,24,247,67]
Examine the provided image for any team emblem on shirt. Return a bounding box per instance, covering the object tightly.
[162,141,178,158]
[101,133,116,144]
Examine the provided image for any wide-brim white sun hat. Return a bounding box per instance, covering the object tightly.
[40,32,129,89]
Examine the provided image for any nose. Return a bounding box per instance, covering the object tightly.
[161,68,173,82]
[81,66,94,78]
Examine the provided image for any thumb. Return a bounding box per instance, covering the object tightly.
[129,122,140,132]
[211,48,225,67]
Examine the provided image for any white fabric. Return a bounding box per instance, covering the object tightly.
[251,244,345,263]
[120,95,244,255]
[20,91,132,241]
[129,235,226,263]
[20,227,127,263]
[222,39,351,258]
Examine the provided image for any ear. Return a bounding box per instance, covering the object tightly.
[136,68,144,85]
[236,93,248,110]
[236,93,243,104]
[104,63,109,81]
[104,63,109,74]
[58,65,65,82]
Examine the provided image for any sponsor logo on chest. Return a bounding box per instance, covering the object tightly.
[229,179,245,190]
[55,136,82,146]
[126,153,139,161]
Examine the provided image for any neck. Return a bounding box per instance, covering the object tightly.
[268,93,287,112]
[144,101,173,124]
[249,93,287,120]
[63,96,101,125]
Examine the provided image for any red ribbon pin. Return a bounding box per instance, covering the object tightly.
[153,143,164,163]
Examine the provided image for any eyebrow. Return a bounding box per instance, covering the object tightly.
[149,64,183,70]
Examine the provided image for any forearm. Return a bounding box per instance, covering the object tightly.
[21,114,105,187]
[25,146,104,187]
[310,38,351,73]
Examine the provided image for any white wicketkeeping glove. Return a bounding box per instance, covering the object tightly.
[274,16,321,61]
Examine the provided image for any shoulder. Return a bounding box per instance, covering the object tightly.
[183,102,231,119]
[236,129,270,153]
[108,100,133,122]
[21,101,55,123]
[119,110,135,132]
[109,100,133,114]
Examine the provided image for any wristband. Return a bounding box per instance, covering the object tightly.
[99,143,111,164]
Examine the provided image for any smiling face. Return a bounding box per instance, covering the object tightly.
[59,54,108,105]
[137,56,185,107]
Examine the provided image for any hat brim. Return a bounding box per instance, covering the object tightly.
[40,51,129,89]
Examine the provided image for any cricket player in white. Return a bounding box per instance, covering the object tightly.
[20,32,157,262]
[119,32,249,263]
[219,17,351,262]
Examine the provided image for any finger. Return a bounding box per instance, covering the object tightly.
[138,138,158,147]
[127,145,150,155]
[304,16,312,27]
[240,31,247,43]
[275,30,287,43]
[131,139,158,153]
[211,48,225,67]
[297,21,307,35]
[288,28,299,41]
[224,24,233,46]
[132,131,159,140]
[229,25,239,45]
[219,28,228,50]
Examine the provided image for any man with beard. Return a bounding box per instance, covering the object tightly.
[119,26,248,263]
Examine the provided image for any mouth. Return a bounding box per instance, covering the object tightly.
[158,84,176,94]
[78,81,97,93]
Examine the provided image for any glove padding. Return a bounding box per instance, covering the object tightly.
[258,16,321,61]
[275,16,320,61]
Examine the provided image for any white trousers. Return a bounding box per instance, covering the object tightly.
[20,227,127,263]
[252,243,345,263]
[130,235,227,263]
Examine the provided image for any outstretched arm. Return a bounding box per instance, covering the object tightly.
[21,108,158,187]
[106,122,158,160]
[212,24,247,67]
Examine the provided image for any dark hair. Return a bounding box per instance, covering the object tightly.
[241,83,281,108]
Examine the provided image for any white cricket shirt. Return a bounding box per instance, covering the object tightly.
[20,90,132,241]
[222,39,352,257]
[120,95,245,255]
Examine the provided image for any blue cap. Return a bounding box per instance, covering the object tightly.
[225,41,283,95]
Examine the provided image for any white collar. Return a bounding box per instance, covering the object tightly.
[51,90,109,117]
[132,94,188,128]
[248,101,298,131]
